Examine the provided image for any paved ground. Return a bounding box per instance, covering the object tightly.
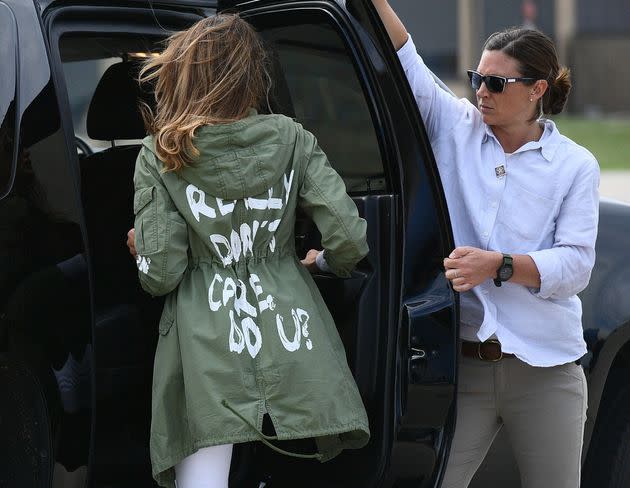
[600,170,630,203]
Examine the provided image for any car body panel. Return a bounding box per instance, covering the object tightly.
[1,1,92,487]
[0,1,18,198]
[578,198,630,448]
[1,1,630,488]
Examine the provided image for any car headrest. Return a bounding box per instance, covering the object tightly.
[86,61,153,141]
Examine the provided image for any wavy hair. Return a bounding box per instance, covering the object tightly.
[139,14,271,172]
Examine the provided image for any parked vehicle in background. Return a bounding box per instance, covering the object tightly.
[1,1,629,487]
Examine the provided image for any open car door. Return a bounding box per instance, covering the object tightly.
[217,1,459,487]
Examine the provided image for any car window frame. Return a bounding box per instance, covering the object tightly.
[44,5,204,172]
[253,11,391,194]
[0,1,19,199]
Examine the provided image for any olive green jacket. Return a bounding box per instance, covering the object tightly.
[133,111,369,487]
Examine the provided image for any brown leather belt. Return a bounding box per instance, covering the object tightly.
[461,340,515,361]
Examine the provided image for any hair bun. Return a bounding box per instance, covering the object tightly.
[544,66,572,115]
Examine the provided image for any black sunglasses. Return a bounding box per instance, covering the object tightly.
[467,70,536,94]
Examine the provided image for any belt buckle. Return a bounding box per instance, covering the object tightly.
[477,339,503,362]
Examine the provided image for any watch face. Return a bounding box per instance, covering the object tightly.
[499,266,513,281]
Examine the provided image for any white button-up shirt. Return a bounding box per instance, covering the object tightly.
[398,36,600,366]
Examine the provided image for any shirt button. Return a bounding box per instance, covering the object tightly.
[482,232,489,238]
[491,201,498,208]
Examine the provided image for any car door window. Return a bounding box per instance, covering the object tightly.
[259,19,387,193]
[0,5,18,198]
[62,56,122,152]
[59,35,164,153]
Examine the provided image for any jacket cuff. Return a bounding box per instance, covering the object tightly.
[315,250,332,273]
[322,250,352,278]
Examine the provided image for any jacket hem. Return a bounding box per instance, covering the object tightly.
[151,418,369,488]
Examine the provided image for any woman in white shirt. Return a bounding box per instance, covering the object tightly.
[372,2,600,488]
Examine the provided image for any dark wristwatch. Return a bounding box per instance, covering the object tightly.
[493,253,513,287]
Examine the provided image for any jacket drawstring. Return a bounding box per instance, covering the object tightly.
[221,400,323,461]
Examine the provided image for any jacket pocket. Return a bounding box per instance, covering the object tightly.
[134,186,158,254]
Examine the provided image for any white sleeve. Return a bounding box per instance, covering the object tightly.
[527,159,600,299]
[397,35,471,142]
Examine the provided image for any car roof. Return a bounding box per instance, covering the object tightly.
[37,0,219,12]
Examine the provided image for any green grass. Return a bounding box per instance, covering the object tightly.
[552,116,630,170]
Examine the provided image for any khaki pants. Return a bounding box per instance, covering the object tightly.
[442,355,587,488]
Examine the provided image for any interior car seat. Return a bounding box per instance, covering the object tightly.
[80,61,162,399]
[81,60,153,307]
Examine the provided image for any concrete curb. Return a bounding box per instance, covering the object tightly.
[600,170,630,203]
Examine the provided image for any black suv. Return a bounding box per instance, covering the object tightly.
[1,1,629,487]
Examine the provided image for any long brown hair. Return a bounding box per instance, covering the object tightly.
[139,14,271,172]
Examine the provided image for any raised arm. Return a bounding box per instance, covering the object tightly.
[371,0,409,50]
[371,0,474,142]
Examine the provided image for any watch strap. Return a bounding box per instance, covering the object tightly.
[493,253,513,287]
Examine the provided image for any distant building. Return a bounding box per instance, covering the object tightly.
[390,0,630,114]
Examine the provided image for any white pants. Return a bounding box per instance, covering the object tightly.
[175,444,233,488]
[442,355,588,488]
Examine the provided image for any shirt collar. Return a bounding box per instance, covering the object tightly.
[538,119,561,162]
[482,119,561,163]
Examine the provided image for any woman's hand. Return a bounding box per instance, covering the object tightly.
[301,249,321,274]
[443,246,502,292]
[127,228,137,258]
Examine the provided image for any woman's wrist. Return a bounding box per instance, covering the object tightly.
[315,250,332,273]
[489,251,503,279]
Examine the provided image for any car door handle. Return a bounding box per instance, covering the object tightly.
[410,347,426,361]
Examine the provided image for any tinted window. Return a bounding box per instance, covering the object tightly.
[0,5,17,198]
[62,57,121,151]
[260,20,387,193]
[59,35,162,152]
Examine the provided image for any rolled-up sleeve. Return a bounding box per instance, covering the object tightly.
[527,159,600,299]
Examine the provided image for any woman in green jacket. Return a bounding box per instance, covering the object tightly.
[130,14,370,488]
